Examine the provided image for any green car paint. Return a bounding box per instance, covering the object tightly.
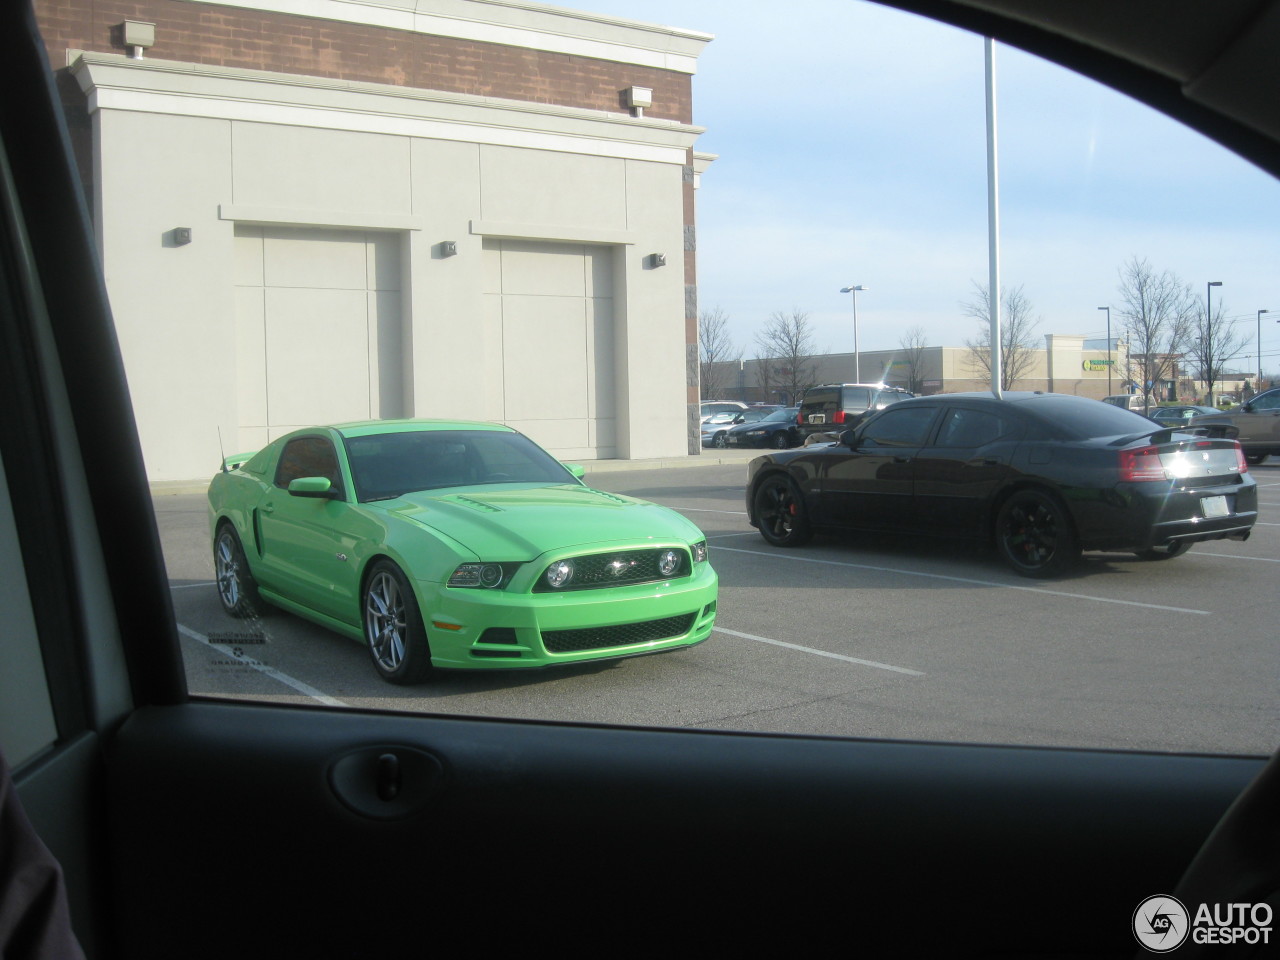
[208,419,717,683]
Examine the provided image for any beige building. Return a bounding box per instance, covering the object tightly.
[713,334,1129,404]
[38,0,711,481]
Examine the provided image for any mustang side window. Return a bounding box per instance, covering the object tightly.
[275,437,343,493]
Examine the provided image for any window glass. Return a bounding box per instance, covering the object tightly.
[275,437,342,492]
[37,0,1280,757]
[935,408,1016,447]
[861,405,937,446]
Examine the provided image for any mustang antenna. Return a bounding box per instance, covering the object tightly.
[218,426,227,473]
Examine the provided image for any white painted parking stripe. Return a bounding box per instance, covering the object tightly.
[171,580,216,589]
[713,545,1212,615]
[677,507,750,516]
[177,623,349,707]
[713,626,924,676]
[1194,551,1280,562]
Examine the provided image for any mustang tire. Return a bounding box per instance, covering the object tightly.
[995,489,1080,578]
[754,474,813,547]
[214,525,267,619]
[363,561,434,684]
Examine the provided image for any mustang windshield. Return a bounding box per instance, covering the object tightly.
[344,430,575,501]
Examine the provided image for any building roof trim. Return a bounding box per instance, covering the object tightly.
[72,52,704,164]
[174,0,712,74]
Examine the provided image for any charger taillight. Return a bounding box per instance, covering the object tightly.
[1119,445,1166,482]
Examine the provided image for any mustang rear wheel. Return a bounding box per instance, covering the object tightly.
[1135,541,1191,561]
[1245,453,1267,465]
[754,474,813,547]
[363,561,433,684]
[214,525,266,618]
[995,489,1080,578]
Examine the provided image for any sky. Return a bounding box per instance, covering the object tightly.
[552,0,1280,373]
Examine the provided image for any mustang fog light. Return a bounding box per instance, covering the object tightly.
[658,549,681,577]
[545,559,575,588]
[448,563,506,589]
[692,541,708,563]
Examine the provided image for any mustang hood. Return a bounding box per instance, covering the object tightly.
[381,484,703,558]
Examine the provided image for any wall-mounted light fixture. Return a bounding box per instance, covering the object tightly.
[122,20,155,59]
[439,240,458,257]
[625,86,653,118]
[646,253,667,269]
[172,227,192,246]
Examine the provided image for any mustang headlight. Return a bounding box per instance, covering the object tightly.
[448,563,508,589]
[544,559,575,588]
[691,541,708,563]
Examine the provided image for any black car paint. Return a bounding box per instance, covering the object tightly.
[747,393,1257,560]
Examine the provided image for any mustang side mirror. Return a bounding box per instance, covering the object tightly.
[563,463,586,479]
[839,428,859,448]
[288,476,340,499]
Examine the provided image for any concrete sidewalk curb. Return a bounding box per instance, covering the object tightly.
[149,447,761,496]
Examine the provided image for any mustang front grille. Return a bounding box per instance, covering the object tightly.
[542,614,696,653]
[533,548,690,592]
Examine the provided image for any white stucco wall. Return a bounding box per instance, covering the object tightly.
[74,48,704,480]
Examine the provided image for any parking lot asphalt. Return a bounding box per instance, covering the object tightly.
[157,458,1280,757]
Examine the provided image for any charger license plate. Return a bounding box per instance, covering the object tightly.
[1201,495,1229,518]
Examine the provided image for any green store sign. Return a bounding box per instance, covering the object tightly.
[1082,359,1114,372]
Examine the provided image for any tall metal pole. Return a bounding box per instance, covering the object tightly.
[840,285,866,382]
[985,38,1003,400]
[1206,281,1222,405]
[1258,309,1269,390]
[1098,306,1111,397]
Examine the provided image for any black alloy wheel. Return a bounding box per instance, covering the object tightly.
[713,432,729,448]
[363,561,434,684]
[1245,453,1267,465]
[214,525,267,618]
[753,474,813,547]
[771,431,790,449]
[995,489,1080,578]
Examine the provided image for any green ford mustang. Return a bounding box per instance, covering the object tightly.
[207,420,718,683]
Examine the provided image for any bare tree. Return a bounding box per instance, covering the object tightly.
[962,283,1040,391]
[698,307,740,400]
[754,309,818,405]
[754,353,775,404]
[1187,298,1248,405]
[1114,257,1196,410]
[897,325,929,394]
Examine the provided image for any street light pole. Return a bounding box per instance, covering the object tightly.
[1206,281,1222,405]
[1258,309,1269,390]
[840,285,866,382]
[1097,306,1111,397]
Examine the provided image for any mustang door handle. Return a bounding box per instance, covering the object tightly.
[262,502,275,514]
[968,457,1003,466]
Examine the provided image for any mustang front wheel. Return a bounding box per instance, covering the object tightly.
[995,489,1080,578]
[363,561,433,684]
[754,474,813,547]
[214,525,266,618]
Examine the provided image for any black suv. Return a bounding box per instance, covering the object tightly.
[795,383,914,439]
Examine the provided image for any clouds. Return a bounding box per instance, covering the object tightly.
[572,0,1280,358]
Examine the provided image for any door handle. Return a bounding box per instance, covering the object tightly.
[262,502,275,514]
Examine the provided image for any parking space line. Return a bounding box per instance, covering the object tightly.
[171,580,216,590]
[712,545,1212,615]
[677,507,750,516]
[713,626,925,675]
[1195,551,1280,562]
[176,623,349,707]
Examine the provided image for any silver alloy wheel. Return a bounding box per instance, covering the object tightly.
[215,529,242,610]
[365,570,407,671]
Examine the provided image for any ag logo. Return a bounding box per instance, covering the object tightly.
[1134,895,1190,952]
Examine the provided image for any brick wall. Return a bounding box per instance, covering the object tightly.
[33,0,693,122]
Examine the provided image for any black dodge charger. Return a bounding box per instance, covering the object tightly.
[746,392,1257,578]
